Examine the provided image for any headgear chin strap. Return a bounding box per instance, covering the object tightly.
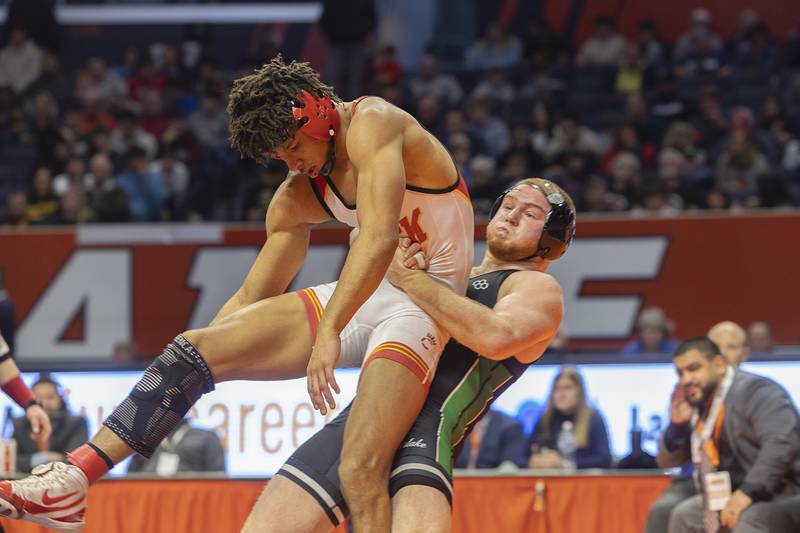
[291,89,341,140]
[489,180,576,261]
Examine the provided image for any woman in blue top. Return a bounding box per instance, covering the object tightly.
[527,365,613,469]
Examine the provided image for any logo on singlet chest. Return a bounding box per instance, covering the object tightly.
[471,279,489,290]
[399,207,428,244]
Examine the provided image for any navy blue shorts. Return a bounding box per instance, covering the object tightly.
[276,401,454,526]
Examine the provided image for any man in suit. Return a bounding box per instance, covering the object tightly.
[454,409,528,469]
[658,337,800,532]
[127,418,225,476]
[646,320,750,533]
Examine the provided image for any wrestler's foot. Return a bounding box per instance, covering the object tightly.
[0,461,88,532]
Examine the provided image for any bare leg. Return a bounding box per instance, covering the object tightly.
[90,292,314,463]
[241,475,335,533]
[391,486,451,533]
[339,359,427,533]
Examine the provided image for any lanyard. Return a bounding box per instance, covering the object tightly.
[691,366,734,464]
[160,424,190,454]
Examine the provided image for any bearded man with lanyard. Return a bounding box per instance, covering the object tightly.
[658,337,800,532]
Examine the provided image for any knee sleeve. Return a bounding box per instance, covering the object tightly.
[104,334,215,457]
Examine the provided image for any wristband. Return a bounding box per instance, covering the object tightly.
[1,375,36,409]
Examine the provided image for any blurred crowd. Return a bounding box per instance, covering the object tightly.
[2,6,800,227]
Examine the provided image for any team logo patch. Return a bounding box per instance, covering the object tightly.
[471,279,489,290]
[420,333,438,350]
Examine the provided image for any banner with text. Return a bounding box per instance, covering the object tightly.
[1,213,798,359]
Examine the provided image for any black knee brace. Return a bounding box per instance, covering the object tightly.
[104,334,215,457]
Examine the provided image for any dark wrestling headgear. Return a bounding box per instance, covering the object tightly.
[489,178,576,260]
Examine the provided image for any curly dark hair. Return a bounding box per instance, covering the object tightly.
[227,55,340,163]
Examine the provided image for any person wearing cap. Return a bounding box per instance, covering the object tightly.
[622,306,680,357]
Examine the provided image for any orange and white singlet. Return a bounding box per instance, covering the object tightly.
[299,155,474,384]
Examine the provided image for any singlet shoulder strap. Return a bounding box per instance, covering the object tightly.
[350,95,370,115]
[307,176,335,219]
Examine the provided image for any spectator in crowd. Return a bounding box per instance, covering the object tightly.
[137,89,170,140]
[578,175,627,212]
[709,321,749,370]
[637,19,665,66]
[0,266,14,357]
[746,321,774,355]
[529,101,556,155]
[26,166,59,223]
[13,374,89,473]
[545,115,604,161]
[715,131,770,204]
[84,153,128,222]
[658,337,800,532]
[521,16,566,68]
[499,123,543,176]
[632,182,679,215]
[111,109,157,160]
[603,121,657,173]
[319,0,375,100]
[44,186,86,225]
[85,56,127,105]
[454,409,528,469]
[25,54,71,109]
[115,147,166,222]
[645,320,749,533]
[465,98,510,157]
[127,58,166,103]
[2,192,28,228]
[575,16,628,67]
[409,53,463,107]
[615,43,648,95]
[150,144,190,221]
[526,366,612,469]
[656,148,692,209]
[466,155,501,214]
[470,68,516,107]
[623,307,679,357]
[187,93,229,152]
[2,0,61,54]
[0,27,43,94]
[674,8,723,62]
[447,131,473,182]
[415,95,443,135]
[127,418,225,475]
[372,44,402,89]
[465,22,523,71]
[112,341,139,365]
[608,152,643,207]
[52,156,88,197]
[727,8,761,59]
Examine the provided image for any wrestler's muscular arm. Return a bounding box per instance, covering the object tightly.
[390,265,563,364]
[211,174,331,325]
[307,104,406,413]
